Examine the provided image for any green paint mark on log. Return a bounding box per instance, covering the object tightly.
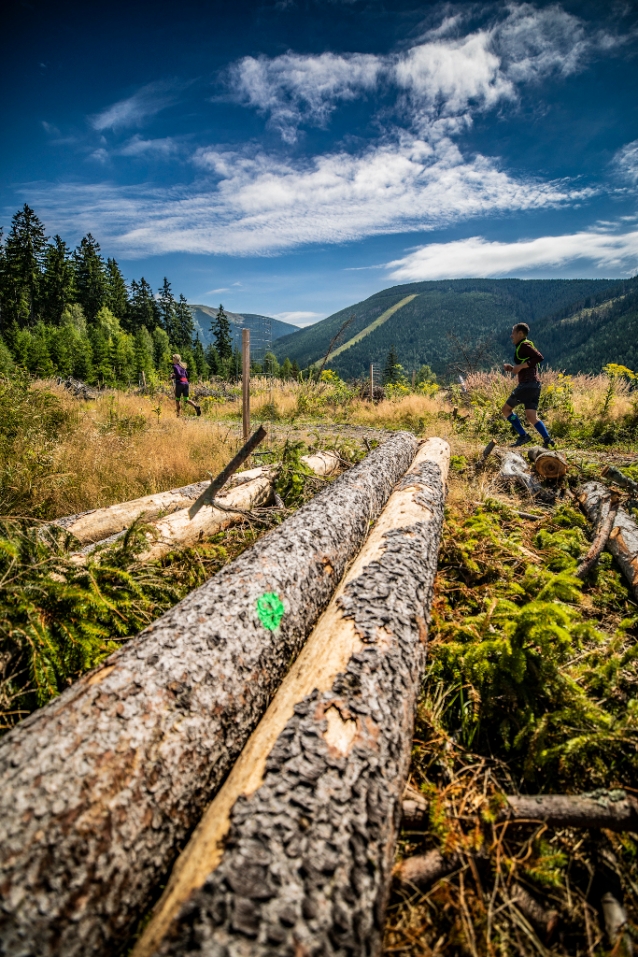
[256,592,285,631]
[326,294,418,363]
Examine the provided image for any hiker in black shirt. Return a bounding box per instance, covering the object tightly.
[502,323,555,448]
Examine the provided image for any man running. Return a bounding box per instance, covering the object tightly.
[171,354,202,418]
[502,323,554,448]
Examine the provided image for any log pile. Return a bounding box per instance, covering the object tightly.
[134,438,450,957]
[0,431,418,957]
[578,481,638,600]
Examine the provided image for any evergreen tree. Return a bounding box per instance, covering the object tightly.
[205,343,220,376]
[129,278,159,333]
[383,345,402,384]
[105,258,129,324]
[152,327,172,377]
[193,335,209,380]
[291,359,300,380]
[174,294,195,351]
[42,236,74,325]
[211,304,233,362]
[158,278,177,341]
[73,234,107,322]
[280,357,292,380]
[2,204,48,327]
[134,327,156,382]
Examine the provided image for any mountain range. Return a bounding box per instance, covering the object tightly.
[189,305,299,353]
[272,278,638,378]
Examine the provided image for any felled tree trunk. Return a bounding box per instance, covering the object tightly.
[0,431,418,957]
[137,438,450,957]
[527,446,568,480]
[135,476,274,562]
[578,482,638,600]
[55,480,211,543]
[502,791,638,831]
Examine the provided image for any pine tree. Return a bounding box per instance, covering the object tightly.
[211,303,233,362]
[105,258,129,324]
[3,204,48,327]
[383,345,401,384]
[42,236,74,325]
[291,359,300,380]
[174,294,195,351]
[205,343,220,376]
[73,234,107,322]
[129,278,159,333]
[193,335,209,380]
[158,278,177,342]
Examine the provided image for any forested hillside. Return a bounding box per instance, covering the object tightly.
[274,278,624,377]
[0,204,280,386]
[189,305,298,350]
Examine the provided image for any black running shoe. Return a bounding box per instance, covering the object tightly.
[195,405,202,417]
[543,437,555,449]
[512,434,532,447]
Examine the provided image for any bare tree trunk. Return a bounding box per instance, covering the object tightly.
[139,439,450,957]
[578,482,638,600]
[502,791,638,831]
[54,480,211,543]
[0,431,418,957]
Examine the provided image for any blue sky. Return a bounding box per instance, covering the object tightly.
[2,0,638,325]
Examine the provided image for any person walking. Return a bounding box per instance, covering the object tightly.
[502,323,554,448]
[171,354,201,418]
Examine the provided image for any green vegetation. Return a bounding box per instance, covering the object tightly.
[273,277,630,379]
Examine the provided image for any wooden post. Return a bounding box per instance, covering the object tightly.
[136,438,450,957]
[242,328,250,441]
[0,432,419,957]
[370,361,374,401]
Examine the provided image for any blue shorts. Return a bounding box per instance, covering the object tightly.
[506,382,541,411]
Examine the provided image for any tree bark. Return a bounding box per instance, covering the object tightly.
[54,480,211,543]
[394,848,463,890]
[576,494,620,579]
[139,438,450,957]
[502,791,638,831]
[527,447,568,480]
[0,431,418,957]
[499,451,545,498]
[578,482,638,600]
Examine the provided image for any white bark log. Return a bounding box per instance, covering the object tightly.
[137,438,450,957]
[578,482,638,600]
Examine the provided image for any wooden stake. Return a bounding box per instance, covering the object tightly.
[135,438,450,957]
[242,328,250,441]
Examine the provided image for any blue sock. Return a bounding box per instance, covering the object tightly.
[507,412,527,437]
[534,420,550,442]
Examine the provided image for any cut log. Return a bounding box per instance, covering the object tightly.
[502,791,638,831]
[394,848,463,890]
[134,475,274,562]
[576,493,620,579]
[302,449,341,476]
[136,438,450,957]
[578,482,638,601]
[0,431,418,957]
[402,787,429,829]
[499,450,545,498]
[602,464,638,496]
[527,446,568,480]
[54,480,211,543]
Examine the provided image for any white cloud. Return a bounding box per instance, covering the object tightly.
[614,140,638,185]
[229,51,382,142]
[386,229,638,280]
[90,81,180,131]
[228,4,621,141]
[31,131,592,257]
[119,135,180,157]
[274,311,324,326]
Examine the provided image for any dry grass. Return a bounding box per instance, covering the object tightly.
[25,384,240,518]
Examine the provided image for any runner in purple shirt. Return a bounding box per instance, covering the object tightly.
[171,354,202,418]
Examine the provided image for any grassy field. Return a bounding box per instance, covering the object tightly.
[2,368,638,954]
